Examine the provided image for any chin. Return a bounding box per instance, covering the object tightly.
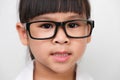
[51,64,75,74]
[53,68,70,73]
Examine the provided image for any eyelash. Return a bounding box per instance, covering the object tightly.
[40,24,53,29]
[68,23,80,28]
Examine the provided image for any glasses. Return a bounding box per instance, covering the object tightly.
[25,19,94,40]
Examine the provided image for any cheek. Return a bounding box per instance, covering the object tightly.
[71,39,88,60]
[28,40,50,60]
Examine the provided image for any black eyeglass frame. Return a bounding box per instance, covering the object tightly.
[25,19,94,40]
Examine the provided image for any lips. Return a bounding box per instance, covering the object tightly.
[51,52,71,62]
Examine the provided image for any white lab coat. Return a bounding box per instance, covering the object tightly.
[16,61,93,80]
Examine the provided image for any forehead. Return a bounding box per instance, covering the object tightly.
[30,12,86,22]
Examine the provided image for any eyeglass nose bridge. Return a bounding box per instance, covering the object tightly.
[53,21,69,38]
[55,22,66,28]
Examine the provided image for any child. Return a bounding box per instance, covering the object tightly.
[16,0,94,80]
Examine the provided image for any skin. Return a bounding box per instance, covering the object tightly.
[16,12,91,80]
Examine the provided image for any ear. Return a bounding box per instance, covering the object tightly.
[16,22,28,46]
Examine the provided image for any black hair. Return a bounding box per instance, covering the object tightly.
[19,0,91,23]
[29,47,34,60]
[19,0,91,60]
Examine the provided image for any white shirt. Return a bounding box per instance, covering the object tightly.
[16,61,93,80]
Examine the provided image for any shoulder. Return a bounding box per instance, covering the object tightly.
[15,61,34,80]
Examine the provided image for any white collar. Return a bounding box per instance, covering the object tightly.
[16,61,93,80]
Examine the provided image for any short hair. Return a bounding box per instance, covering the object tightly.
[19,0,91,23]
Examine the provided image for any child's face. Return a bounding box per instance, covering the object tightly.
[16,12,91,73]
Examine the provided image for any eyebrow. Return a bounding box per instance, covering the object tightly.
[68,15,85,19]
[30,16,51,21]
[30,14,85,21]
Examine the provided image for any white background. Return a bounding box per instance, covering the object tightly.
[0,0,120,80]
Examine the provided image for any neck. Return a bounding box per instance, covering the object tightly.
[33,61,76,80]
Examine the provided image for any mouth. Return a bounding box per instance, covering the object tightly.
[50,52,72,62]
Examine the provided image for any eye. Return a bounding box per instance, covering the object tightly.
[40,24,53,29]
[68,23,79,28]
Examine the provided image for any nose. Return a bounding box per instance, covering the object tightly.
[52,27,70,45]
